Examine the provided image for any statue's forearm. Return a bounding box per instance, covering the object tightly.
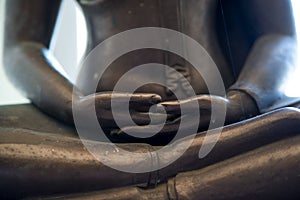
[3,41,74,124]
[229,34,299,113]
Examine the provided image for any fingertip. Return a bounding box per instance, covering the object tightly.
[110,129,121,135]
[159,102,180,111]
[149,94,162,104]
[130,93,162,104]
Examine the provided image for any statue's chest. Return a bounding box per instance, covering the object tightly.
[78,0,218,46]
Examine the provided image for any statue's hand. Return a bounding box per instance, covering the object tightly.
[73,92,166,129]
[115,91,259,137]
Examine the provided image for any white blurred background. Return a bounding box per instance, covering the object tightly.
[0,0,300,105]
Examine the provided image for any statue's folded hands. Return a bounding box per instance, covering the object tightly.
[73,92,166,129]
[116,90,259,137]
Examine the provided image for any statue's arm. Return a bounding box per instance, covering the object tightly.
[3,0,163,128]
[230,35,297,113]
[229,0,298,113]
[3,0,75,123]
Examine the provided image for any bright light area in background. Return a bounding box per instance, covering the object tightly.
[0,0,87,105]
[0,0,29,105]
[50,0,87,84]
[283,0,300,97]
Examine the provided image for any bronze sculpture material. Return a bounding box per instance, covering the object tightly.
[4,0,298,131]
[1,0,300,199]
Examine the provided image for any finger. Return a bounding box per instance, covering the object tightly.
[93,93,161,109]
[158,96,207,114]
[130,93,162,105]
[115,112,213,138]
[130,112,168,125]
[97,109,167,127]
[115,121,180,137]
[158,95,228,114]
[158,101,181,114]
[116,115,200,138]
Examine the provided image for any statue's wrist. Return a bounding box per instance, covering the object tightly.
[225,90,259,123]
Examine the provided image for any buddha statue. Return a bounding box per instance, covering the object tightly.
[1,0,300,199]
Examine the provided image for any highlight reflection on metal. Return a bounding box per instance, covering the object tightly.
[284,0,300,97]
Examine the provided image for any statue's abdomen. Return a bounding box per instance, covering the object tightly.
[78,0,234,100]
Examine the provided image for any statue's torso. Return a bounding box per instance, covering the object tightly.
[77,0,234,100]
